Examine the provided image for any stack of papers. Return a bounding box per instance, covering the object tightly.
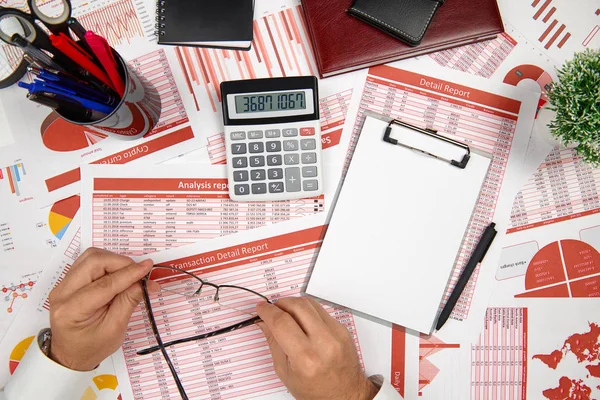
[0,0,599,399]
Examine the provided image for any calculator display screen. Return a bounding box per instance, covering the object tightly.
[235,91,306,113]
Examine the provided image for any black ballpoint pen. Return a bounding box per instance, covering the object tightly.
[27,93,105,122]
[435,222,498,331]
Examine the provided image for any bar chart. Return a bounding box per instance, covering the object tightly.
[174,5,317,113]
[0,163,26,197]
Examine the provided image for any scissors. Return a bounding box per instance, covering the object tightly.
[0,0,84,81]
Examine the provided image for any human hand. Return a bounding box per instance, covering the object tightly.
[256,297,378,400]
[48,248,159,371]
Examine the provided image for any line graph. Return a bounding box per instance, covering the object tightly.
[74,0,145,46]
[175,5,317,113]
[2,281,35,313]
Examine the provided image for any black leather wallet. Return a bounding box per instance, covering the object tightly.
[348,0,445,46]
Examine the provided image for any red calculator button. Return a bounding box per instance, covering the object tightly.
[300,127,315,136]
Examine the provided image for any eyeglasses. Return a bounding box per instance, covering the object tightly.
[138,265,272,400]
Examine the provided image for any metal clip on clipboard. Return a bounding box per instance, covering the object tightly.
[382,120,471,169]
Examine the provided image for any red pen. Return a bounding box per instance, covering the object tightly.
[50,33,117,92]
[85,32,126,97]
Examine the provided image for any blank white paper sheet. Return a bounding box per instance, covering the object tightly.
[307,116,492,334]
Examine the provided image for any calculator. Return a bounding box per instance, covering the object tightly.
[221,76,323,202]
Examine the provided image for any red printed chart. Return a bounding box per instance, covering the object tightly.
[419,336,460,397]
[74,0,145,46]
[503,64,553,115]
[516,240,600,298]
[509,147,600,233]
[429,33,517,78]
[174,5,316,113]
[531,0,572,50]
[90,177,324,257]
[205,89,353,165]
[120,226,361,399]
[532,321,600,399]
[471,308,527,400]
[351,65,520,320]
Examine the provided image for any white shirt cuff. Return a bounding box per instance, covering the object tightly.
[370,375,403,399]
[4,329,96,400]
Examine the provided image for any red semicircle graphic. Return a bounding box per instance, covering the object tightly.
[41,112,107,152]
[517,240,600,298]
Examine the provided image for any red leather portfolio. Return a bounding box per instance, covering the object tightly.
[301,0,504,78]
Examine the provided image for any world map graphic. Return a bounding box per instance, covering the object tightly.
[533,322,600,399]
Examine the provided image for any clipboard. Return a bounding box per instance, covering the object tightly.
[307,114,492,334]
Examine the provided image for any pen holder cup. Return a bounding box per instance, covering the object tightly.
[55,50,161,140]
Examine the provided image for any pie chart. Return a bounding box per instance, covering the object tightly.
[503,64,553,115]
[49,195,80,240]
[516,240,600,298]
[9,336,34,374]
[41,112,107,152]
[81,374,121,400]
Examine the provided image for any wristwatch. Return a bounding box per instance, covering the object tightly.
[39,328,52,357]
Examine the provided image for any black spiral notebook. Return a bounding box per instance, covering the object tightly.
[156,0,254,50]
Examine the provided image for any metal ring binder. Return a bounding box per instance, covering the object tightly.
[382,119,471,169]
[155,1,167,36]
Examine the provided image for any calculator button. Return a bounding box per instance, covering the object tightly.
[252,183,267,194]
[303,180,319,191]
[249,142,264,153]
[300,127,315,136]
[285,154,299,165]
[234,184,250,196]
[248,130,263,139]
[283,128,298,137]
[265,129,281,138]
[266,141,282,152]
[301,152,317,164]
[231,143,247,154]
[250,156,265,167]
[284,140,299,151]
[251,169,266,181]
[302,166,317,178]
[267,155,282,166]
[285,167,301,192]
[233,170,249,182]
[232,157,248,168]
[301,139,316,150]
[268,168,283,180]
[231,131,246,140]
[269,182,284,193]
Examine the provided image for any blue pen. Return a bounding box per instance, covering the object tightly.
[28,68,117,105]
[33,78,114,106]
[19,82,115,115]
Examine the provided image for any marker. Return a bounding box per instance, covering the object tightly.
[66,18,96,57]
[50,33,116,91]
[85,32,126,96]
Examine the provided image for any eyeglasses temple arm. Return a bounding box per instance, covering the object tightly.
[137,315,262,356]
